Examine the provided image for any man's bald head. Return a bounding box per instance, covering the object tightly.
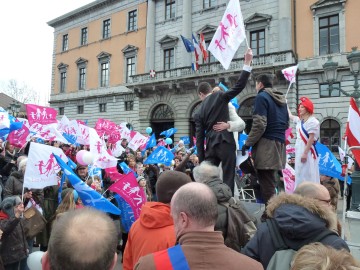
[294,182,332,209]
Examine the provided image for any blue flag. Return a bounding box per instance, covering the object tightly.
[145,133,156,150]
[119,162,137,177]
[238,132,248,150]
[180,136,190,145]
[160,128,178,138]
[67,158,77,170]
[0,114,23,139]
[219,82,239,109]
[114,194,135,233]
[62,133,77,145]
[89,166,102,179]
[58,174,66,204]
[53,153,121,215]
[180,35,194,52]
[144,146,175,166]
[316,142,351,184]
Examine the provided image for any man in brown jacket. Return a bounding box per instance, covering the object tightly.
[135,182,263,270]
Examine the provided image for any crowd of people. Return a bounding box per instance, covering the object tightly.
[0,47,359,270]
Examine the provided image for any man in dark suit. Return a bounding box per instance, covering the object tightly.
[195,48,253,195]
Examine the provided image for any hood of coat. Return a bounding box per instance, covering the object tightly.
[205,177,232,203]
[9,170,24,182]
[140,202,173,229]
[266,192,338,238]
[263,88,287,106]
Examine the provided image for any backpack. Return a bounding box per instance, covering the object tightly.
[266,218,338,270]
[221,197,258,252]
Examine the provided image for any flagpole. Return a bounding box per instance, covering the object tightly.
[285,83,292,99]
[245,36,250,49]
[341,138,348,239]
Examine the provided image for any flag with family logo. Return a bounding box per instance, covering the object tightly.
[145,133,156,150]
[7,124,30,148]
[180,136,190,145]
[282,65,298,85]
[128,131,148,151]
[208,0,246,69]
[89,128,117,169]
[160,128,178,138]
[108,171,146,219]
[144,146,175,166]
[24,142,68,189]
[282,163,295,194]
[317,142,351,183]
[53,153,121,215]
[26,104,57,126]
[113,194,135,233]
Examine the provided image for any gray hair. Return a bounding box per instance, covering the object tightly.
[171,182,218,228]
[18,157,28,174]
[193,161,220,183]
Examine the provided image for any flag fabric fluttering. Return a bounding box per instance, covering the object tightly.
[344,98,360,165]
[25,104,58,126]
[192,34,201,62]
[199,33,209,61]
[145,133,157,150]
[7,124,30,148]
[24,142,68,189]
[207,0,246,70]
[338,146,355,169]
[180,35,195,53]
[144,146,175,166]
[113,194,136,233]
[160,128,178,138]
[53,153,121,215]
[282,65,298,85]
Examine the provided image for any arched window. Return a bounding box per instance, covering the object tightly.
[151,104,174,120]
[320,119,340,152]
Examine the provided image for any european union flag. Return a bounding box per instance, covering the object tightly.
[219,82,239,109]
[180,35,194,53]
[53,153,121,215]
[145,133,156,150]
[160,128,178,138]
[144,146,174,166]
[316,142,351,184]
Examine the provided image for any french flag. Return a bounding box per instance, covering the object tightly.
[345,98,360,165]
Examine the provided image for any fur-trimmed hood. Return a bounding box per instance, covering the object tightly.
[266,192,338,235]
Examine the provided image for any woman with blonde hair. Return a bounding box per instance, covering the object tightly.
[291,242,360,270]
[53,189,81,222]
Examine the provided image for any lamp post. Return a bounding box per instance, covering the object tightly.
[7,101,21,117]
[323,47,360,212]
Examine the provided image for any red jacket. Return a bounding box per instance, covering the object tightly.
[122,202,176,270]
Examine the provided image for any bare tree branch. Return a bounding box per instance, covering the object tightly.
[2,79,40,104]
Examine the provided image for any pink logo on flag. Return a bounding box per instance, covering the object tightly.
[26,104,58,126]
[95,118,118,137]
[8,125,30,148]
[35,153,61,177]
[282,65,298,85]
[208,0,246,69]
[128,132,148,151]
[282,163,295,194]
[108,171,146,219]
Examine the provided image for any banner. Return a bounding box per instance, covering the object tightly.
[24,142,68,189]
[7,124,30,148]
[26,104,57,126]
[128,131,148,151]
[89,128,118,169]
[144,146,174,166]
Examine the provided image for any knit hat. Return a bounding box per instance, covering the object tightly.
[299,96,314,114]
[137,175,145,183]
[0,196,22,218]
[156,171,192,204]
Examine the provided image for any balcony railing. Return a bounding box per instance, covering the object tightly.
[128,50,296,85]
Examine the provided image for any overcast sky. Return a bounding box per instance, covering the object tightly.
[0,0,94,105]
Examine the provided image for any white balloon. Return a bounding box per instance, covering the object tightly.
[82,151,94,165]
[27,251,44,270]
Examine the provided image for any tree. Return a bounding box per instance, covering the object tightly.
[1,79,40,104]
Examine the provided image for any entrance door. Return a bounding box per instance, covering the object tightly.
[150,104,175,142]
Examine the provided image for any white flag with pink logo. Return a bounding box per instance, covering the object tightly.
[282,65,298,85]
[128,132,148,151]
[24,142,68,189]
[282,163,295,194]
[89,128,118,169]
[208,0,246,70]
[26,104,58,126]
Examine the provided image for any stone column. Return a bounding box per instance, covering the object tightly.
[181,0,192,67]
[145,0,155,71]
[278,0,292,51]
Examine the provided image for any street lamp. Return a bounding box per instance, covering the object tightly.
[323,47,360,212]
[322,47,360,107]
[7,101,21,117]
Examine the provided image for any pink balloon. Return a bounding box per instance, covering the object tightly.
[76,150,87,165]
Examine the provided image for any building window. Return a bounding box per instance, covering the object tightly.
[60,71,66,93]
[81,27,88,46]
[100,62,109,87]
[164,48,175,70]
[205,40,216,63]
[62,34,68,51]
[79,67,86,90]
[320,119,340,152]
[59,107,64,115]
[77,105,84,114]
[103,19,111,39]
[319,15,339,55]
[99,103,106,112]
[165,0,175,20]
[125,101,134,111]
[203,0,215,8]
[128,10,137,31]
[126,57,136,83]
[250,30,265,56]
[320,82,340,97]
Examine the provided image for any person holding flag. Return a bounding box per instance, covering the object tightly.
[288,96,320,188]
